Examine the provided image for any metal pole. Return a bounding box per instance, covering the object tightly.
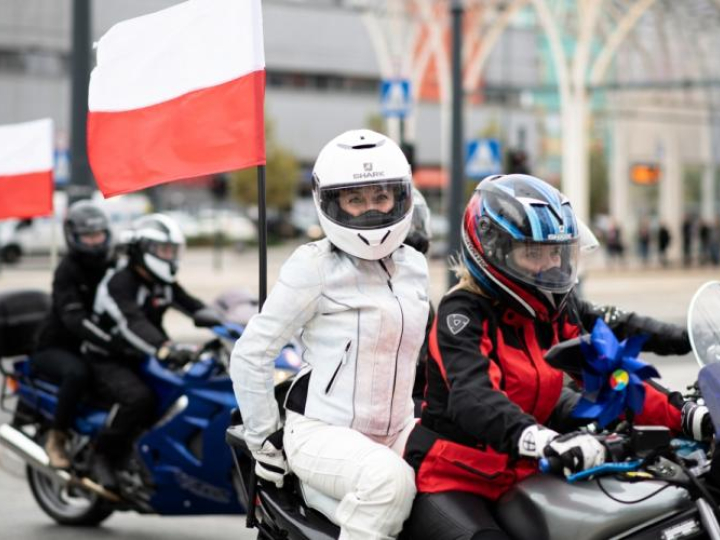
[447,0,465,287]
[245,167,267,529]
[257,165,267,308]
[69,0,94,204]
[213,203,224,272]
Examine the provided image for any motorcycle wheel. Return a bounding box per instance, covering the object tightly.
[27,465,114,526]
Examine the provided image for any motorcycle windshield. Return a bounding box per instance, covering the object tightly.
[688,280,720,368]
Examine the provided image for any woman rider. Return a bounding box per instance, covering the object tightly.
[403,174,710,540]
[231,129,430,540]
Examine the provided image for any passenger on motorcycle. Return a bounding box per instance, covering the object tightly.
[405,188,435,410]
[403,174,712,540]
[231,129,429,540]
[87,213,206,486]
[32,200,115,469]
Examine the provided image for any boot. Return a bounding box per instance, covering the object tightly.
[45,429,71,469]
[92,453,118,491]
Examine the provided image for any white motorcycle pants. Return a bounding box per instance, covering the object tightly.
[284,411,416,540]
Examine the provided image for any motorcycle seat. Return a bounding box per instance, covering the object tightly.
[23,368,119,410]
[258,479,340,540]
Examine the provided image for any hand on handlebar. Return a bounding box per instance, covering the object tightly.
[542,431,606,477]
[157,342,198,369]
[518,425,559,459]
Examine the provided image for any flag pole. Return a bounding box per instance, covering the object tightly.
[245,163,266,530]
[257,164,267,308]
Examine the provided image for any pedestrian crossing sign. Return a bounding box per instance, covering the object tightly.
[465,138,502,179]
[380,79,411,118]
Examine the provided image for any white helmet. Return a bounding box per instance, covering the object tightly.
[128,214,185,284]
[312,129,414,260]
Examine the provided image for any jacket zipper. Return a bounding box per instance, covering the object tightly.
[325,340,352,394]
[450,460,503,480]
[379,260,404,435]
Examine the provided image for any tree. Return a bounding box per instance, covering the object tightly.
[365,113,386,134]
[229,119,300,213]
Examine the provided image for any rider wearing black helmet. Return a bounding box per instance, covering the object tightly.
[33,200,116,469]
[86,213,206,485]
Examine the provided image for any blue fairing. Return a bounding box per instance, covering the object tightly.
[12,324,298,516]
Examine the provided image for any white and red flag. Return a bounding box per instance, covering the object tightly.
[0,118,54,219]
[88,0,266,197]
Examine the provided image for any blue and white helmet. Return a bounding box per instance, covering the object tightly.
[462,174,579,318]
[128,214,185,284]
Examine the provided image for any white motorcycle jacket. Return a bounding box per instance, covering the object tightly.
[230,239,429,451]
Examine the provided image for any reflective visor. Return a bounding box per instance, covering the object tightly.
[78,230,108,247]
[318,178,412,230]
[147,241,182,262]
[503,239,579,293]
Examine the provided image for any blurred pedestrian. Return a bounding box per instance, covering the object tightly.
[605,220,625,268]
[682,215,694,267]
[637,219,651,267]
[699,220,711,266]
[658,222,671,268]
[711,217,720,266]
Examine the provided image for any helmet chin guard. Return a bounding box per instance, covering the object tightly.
[312,129,414,260]
[143,252,177,284]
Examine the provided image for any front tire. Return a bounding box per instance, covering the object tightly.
[27,465,114,526]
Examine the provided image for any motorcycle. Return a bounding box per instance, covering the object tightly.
[0,288,301,526]
[226,282,720,540]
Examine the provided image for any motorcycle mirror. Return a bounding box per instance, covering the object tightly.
[193,307,224,328]
[687,281,720,368]
[544,335,591,378]
[698,363,720,440]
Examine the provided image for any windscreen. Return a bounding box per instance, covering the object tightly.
[688,280,720,367]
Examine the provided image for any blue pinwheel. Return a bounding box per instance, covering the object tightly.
[572,319,660,427]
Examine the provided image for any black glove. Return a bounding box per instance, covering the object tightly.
[157,342,197,368]
[681,401,713,441]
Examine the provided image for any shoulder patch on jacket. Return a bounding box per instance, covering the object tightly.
[447,313,470,335]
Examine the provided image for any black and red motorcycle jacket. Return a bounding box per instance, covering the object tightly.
[404,288,690,500]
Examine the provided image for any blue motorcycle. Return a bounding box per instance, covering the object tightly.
[0,289,301,526]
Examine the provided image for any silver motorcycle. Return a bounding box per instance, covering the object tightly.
[227,281,720,540]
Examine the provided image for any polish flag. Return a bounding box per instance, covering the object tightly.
[0,119,54,219]
[88,0,266,197]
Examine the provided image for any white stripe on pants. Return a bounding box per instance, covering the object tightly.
[283,411,416,540]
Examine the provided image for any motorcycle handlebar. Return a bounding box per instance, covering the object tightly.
[539,455,564,475]
[539,431,635,478]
